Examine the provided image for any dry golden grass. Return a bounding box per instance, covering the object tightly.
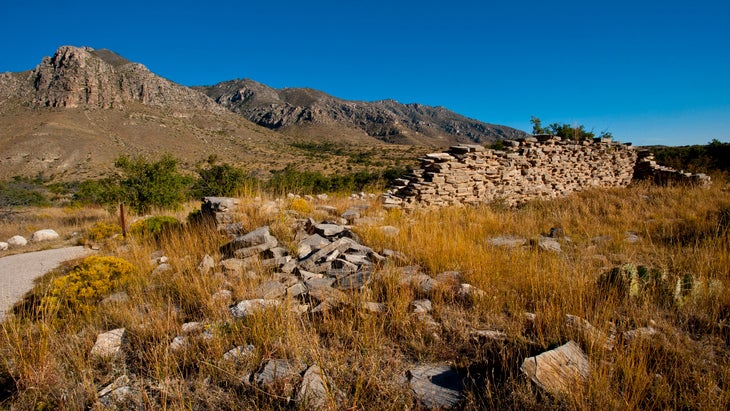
[1,181,729,409]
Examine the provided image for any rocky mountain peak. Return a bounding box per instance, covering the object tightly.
[16,45,223,112]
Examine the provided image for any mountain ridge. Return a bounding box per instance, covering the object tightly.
[0,45,527,181]
[195,79,527,145]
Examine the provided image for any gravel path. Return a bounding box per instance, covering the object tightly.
[0,246,93,321]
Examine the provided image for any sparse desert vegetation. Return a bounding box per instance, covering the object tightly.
[0,175,728,409]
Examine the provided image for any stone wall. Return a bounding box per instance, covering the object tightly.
[383,136,709,209]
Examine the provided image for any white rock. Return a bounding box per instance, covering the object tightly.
[31,229,60,242]
[7,235,27,247]
[91,328,126,358]
[0,242,8,251]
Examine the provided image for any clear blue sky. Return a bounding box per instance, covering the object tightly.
[2,0,728,146]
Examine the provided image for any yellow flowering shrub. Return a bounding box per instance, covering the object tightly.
[41,256,135,316]
[84,221,122,242]
[289,198,313,214]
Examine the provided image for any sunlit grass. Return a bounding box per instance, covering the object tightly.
[1,180,729,409]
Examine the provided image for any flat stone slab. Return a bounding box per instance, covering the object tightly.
[314,224,346,237]
[408,364,463,409]
[521,340,591,395]
[487,236,527,248]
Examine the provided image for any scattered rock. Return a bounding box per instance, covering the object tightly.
[565,314,615,351]
[212,289,233,304]
[169,336,187,351]
[411,299,432,314]
[380,225,400,237]
[624,231,640,243]
[622,326,658,343]
[469,329,508,341]
[407,364,463,409]
[521,340,590,396]
[536,237,562,253]
[296,365,333,410]
[151,263,173,275]
[341,209,360,224]
[223,344,256,362]
[198,254,215,275]
[487,236,526,248]
[361,301,385,313]
[230,299,281,318]
[314,223,346,237]
[101,291,129,305]
[91,328,126,358]
[30,229,60,242]
[97,375,135,408]
[248,358,306,393]
[7,235,27,247]
[256,281,287,300]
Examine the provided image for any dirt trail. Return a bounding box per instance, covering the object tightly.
[0,246,93,321]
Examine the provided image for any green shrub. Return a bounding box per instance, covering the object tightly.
[129,216,181,240]
[115,154,192,214]
[193,162,253,197]
[0,177,50,208]
[41,256,135,316]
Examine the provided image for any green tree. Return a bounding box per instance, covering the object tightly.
[193,162,251,197]
[530,116,544,134]
[115,154,191,214]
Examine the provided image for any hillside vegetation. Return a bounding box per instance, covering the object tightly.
[1,178,728,409]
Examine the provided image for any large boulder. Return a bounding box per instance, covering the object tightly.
[7,235,27,247]
[31,229,60,242]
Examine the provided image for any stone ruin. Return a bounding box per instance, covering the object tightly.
[383,136,711,209]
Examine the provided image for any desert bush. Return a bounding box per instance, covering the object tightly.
[129,216,181,240]
[193,162,254,198]
[288,197,313,214]
[0,177,50,208]
[40,256,135,316]
[115,154,192,214]
[84,221,122,243]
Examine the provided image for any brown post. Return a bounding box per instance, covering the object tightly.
[120,203,127,238]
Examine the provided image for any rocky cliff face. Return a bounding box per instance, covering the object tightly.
[196,79,528,145]
[4,46,223,112]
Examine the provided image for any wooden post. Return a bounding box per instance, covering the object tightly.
[120,203,127,238]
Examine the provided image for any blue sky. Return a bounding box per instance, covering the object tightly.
[2,0,728,146]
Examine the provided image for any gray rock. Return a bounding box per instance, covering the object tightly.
[256,281,287,300]
[233,226,275,248]
[411,299,432,314]
[97,375,134,407]
[296,365,331,410]
[400,273,437,294]
[181,322,203,334]
[251,358,306,387]
[537,237,562,253]
[487,236,526,248]
[287,282,308,298]
[380,225,400,237]
[169,335,187,351]
[469,329,508,341]
[91,328,126,358]
[314,223,346,237]
[407,364,463,409]
[223,344,255,362]
[211,289,233,304]
[230,299,281,318]
[622,326,658,343]
[521,340,591,395]
[361,301,385,313]
[152,263,173,275]
[341,209,360,224]
[198,254,215,275]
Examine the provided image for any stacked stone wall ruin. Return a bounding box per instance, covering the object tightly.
[384,136,710,209]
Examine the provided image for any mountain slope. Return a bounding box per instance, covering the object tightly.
[195,79,528,145]
[0,47,304,180]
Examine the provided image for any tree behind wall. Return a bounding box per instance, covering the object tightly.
[115,154,191,214]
